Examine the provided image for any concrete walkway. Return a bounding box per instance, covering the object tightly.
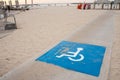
[0,11,114,80]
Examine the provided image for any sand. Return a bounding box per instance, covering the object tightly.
[0,6,120,80]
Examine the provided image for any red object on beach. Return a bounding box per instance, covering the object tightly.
[83,4,87,9]
[77,4,82,9]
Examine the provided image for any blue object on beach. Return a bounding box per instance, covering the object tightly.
[36,41,106,77]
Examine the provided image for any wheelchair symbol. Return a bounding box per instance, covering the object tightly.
[56,48,84,62]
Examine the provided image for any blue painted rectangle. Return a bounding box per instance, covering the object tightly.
[36,41,106,77]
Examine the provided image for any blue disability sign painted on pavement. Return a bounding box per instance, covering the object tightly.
[36,41,106,77]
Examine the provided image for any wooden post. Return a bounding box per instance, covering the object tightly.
[110,3,112,10]
[93,3,96,9]
[110,1,114,10]
[119,3,120,10]
[102,3,104,9]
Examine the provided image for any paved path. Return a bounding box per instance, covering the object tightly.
[0,11,114,80]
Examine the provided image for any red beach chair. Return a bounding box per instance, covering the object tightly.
[77,4,82,9]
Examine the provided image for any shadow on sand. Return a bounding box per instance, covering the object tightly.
[0,30,15,39]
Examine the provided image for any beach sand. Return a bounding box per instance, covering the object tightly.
[0,6,120,80]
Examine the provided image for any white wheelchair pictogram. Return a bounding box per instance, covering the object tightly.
[56,48,84,62]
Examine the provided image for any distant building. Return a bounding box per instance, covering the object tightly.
[96,0,120,3]
[95,0,111,3]
[114,0,120,3]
